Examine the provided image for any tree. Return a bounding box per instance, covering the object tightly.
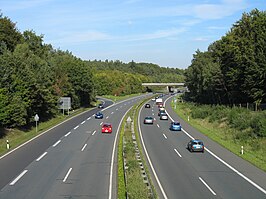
[0,13,22,52]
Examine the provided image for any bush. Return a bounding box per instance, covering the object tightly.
[187,103,266,138]
[191,105,212,119]
[227,107,252,131]
[251,112,266,137]
[209,105,229,122]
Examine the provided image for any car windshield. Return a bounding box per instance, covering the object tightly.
[173,122,180,125]
[193,141,203,145]
[146,117,152,120]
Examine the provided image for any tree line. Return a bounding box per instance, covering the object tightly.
[185,9,266,105]
[0,13,185,128]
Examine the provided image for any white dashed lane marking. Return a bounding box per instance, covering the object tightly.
[65,132,71,137]
[174,148,182,158]
[53,140,61,147]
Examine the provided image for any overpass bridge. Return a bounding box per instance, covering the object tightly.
[141,82,186,92]
[142,83,185,86]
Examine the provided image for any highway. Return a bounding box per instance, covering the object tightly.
[139,95,266,199]
[0,95,148,199]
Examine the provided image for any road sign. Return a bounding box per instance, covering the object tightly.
[127,116,132,123]
[34,114,39,121]
[59,97,71,115]
[34,114,39,133]
[59,97,71,109]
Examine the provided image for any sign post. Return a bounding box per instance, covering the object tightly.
[34,114,39,133]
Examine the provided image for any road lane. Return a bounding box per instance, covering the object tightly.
[139,96,266,199]
[0,94,150,199]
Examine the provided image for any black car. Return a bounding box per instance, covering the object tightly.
[95,111,103,119]
[98,103,104,108]
[145,103,151,108]
[158,110,166,116]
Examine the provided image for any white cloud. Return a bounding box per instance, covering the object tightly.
[193,37,209,42]
[193,0,247,19]
[2,0,53,11]
[208,26,228,30]
[48,31,111,44]
[121,28,187,42]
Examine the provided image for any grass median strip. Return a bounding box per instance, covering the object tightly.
[118,98,157,199]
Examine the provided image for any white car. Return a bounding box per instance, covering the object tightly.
[144,116,154,124]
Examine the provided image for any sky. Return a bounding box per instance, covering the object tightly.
[1,0,265,69]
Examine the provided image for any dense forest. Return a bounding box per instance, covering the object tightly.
[185,9,266,105]
[0,13,184,128]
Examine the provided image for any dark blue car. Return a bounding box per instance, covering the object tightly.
[95,111,103,119]
[187,139,204,153]
[170,121,181,131]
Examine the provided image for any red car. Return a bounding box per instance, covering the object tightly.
[102,123,112,133]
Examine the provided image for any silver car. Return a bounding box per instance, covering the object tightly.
[144,116,153,124]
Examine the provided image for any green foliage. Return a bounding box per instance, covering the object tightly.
[188,103,266,138]
[0,13,23,52]
[0,11,184,129]
[185,9,266,104]
[93,70,148,96]
[251,112,266,137]
[0,14,94,128]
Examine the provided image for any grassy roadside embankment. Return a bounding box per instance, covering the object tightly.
[0,107,93,157]
[171,99,266,172]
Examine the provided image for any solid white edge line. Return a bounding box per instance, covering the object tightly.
[0,94,150,161]
[81,144,87,152]
[163,134,167,139]
[174,148,182,158]
[205,147,266,195]
[199,177,216,195]
[53,140,61,147]
[109,106,133,199]
[164,96,266,195]
[74,125,79,130]
[36,152,48,161]
[139,105,168,199]
[81,121,86,124]
[10,170,28,186]
[65,132,71,137]
[63,168,72,183]
[92,130,96,135]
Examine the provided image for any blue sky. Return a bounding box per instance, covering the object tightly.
[1,0,265,69]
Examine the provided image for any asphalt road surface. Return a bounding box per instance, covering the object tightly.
[0,95,149,199]
[139,95,266,199]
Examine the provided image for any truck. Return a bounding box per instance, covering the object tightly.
[155,98,163,105]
